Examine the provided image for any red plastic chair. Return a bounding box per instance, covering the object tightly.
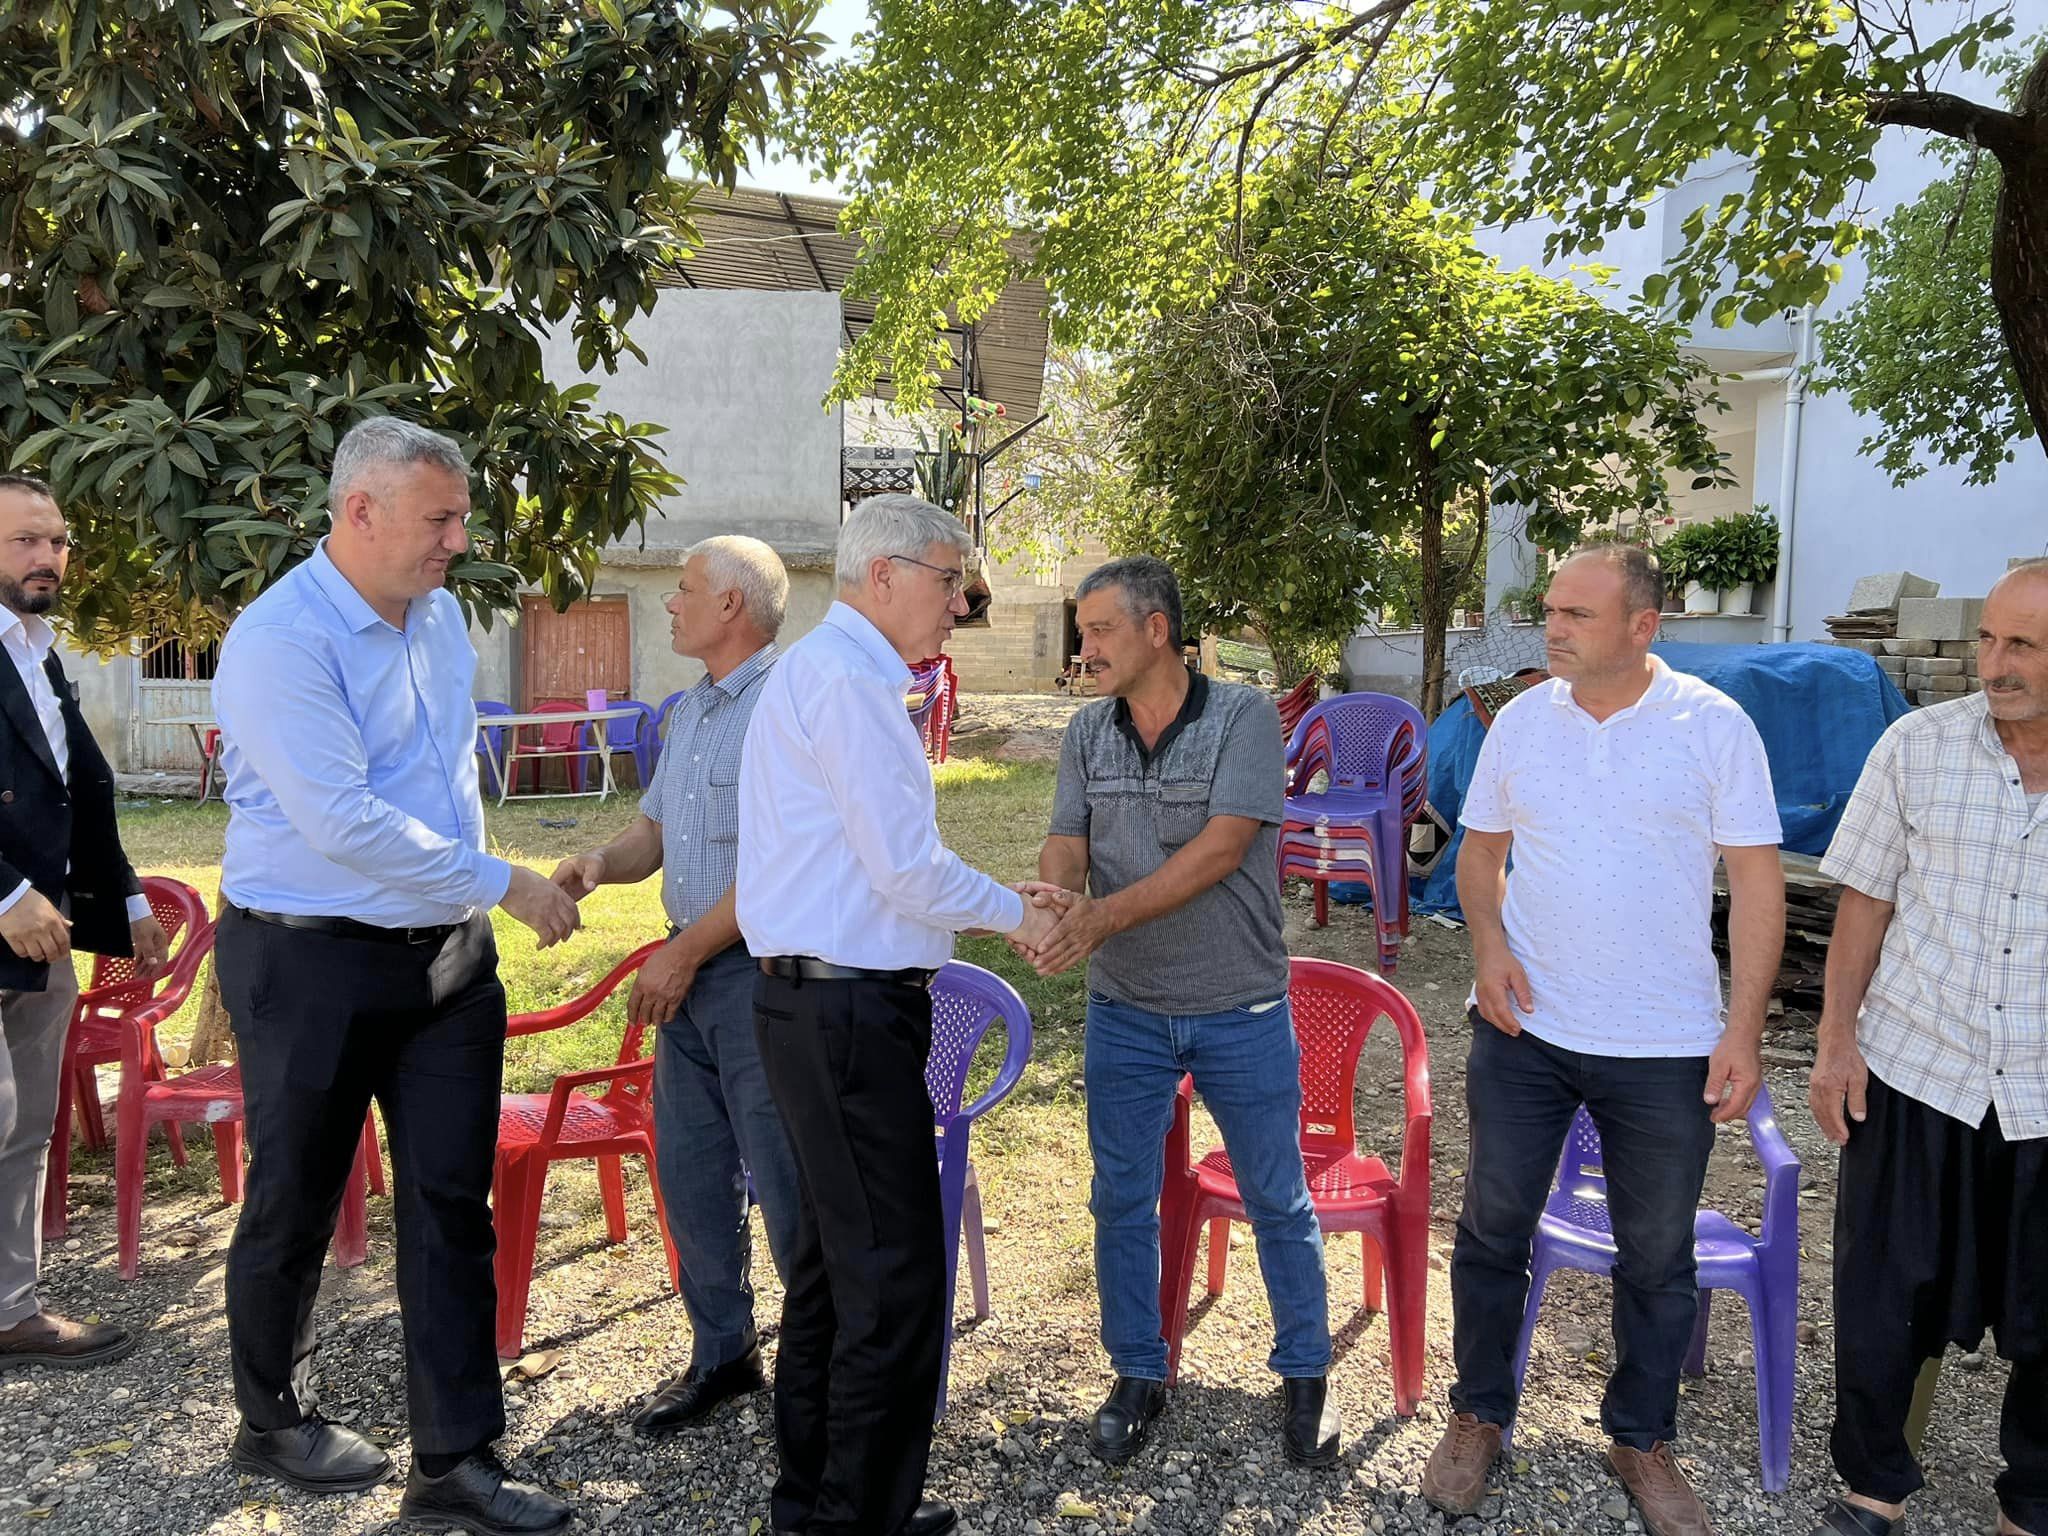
[199,727,224,802]
[509,699,589,793]
[43,876,211,1240]
[113,917,381,1280]
[1158,958,1432,1415]
[1275,675,1321,738]
[492,942,679,1358]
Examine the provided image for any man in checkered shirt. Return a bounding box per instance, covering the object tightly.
[1808,561,2048,1536]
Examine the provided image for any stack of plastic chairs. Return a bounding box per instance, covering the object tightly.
[906,656,959,764]
[1274,674,1321,738]
[1278,692,1428,972]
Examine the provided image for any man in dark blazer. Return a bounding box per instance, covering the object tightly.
[0,472,166,1370]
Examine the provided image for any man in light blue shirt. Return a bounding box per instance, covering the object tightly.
[212,416,579,1536]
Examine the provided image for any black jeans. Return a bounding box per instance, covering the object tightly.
[219,907,508,1456]
[753,970,945,1536]
[1449,1011,1714,1448]
[1832,1073,2048,1529]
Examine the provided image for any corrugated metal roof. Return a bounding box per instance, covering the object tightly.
[662,184,1050,421]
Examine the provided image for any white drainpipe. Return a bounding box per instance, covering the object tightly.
[1769,307,1816,643]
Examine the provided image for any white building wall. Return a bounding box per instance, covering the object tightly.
[1472,4,2048,639]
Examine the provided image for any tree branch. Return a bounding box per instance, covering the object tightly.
[1867,91,2030,162]
[1185,0,1419,90]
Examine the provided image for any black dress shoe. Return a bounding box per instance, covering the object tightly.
[399,1450,572,1535]
[1281,1376,1341,1466]
[1088,1376,1168,1464]
[899,1500,958,1536]
[1811,1498,1900,1535]
[633,1345,768,1436]
[230,1415,393,1493]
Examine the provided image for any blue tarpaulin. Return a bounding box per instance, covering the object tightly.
[1333,642,1911,922]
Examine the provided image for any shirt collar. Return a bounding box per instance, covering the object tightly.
[821,601,912,686]
[0,606,55,663]
[1970,692,2013,759]
[1554,653,1676,722]
[701,642,778,700]
[1113,669,1209,764]
[304,538,423,634]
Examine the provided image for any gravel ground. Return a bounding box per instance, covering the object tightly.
[3,705,2021,1535]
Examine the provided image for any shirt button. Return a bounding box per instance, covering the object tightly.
[1994,1004,2004,1012]
[694,755,701,763]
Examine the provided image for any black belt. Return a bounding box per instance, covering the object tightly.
[236,905,460,947]
[759,956,937,988]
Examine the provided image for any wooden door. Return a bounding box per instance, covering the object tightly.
[520,595,631,709]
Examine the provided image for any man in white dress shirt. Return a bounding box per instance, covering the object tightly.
[736,494,1055,1536]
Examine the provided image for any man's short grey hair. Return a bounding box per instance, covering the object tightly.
[686,534,790,638]
[1076,555,1184,650]
[330,415,470,503]
[1568,540,1666,617]
[836,493,973,588]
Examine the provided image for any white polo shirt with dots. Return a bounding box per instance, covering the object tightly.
[1458,656,1782,1057]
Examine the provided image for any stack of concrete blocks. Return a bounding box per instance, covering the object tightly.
[1824,571,1939,646]
[1882,598,1986,706]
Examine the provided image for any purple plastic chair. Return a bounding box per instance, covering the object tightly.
[1508,1085,1801,1491]
[583,690,659,788]
[654,687,689,739]
[926,960,1034,1419]
[475,700,515,797]
[1281,692,1428,965]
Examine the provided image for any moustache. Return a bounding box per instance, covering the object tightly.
[1986,676,2028,690]
[23,570,59,583]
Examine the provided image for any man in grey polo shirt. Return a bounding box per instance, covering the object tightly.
[552,535,800,1434]
[1027,556,1336,1468]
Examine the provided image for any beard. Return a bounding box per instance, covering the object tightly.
[0,572,59,615]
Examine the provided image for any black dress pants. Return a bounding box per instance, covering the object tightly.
[218,905,508,1456]
[753,970,945,1536]
[1832,1072,2048,1529]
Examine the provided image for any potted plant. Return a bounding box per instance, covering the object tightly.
[1718,506,1781,615]
[1498,561,1553,624]
[1658,522,1721,613]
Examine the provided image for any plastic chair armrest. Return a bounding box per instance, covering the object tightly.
[1750,1087,1802,1251]
[958,1017,1034,1123]
[1397,1109,1433,1201]
[537,1060,652,1144]
[1166,1074,1195,1172]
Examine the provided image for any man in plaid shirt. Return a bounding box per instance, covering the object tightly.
[1809,561,2048,1536]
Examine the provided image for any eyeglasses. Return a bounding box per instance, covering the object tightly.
[888,553,970,599]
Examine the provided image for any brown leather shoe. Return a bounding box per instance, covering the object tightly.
[1420,1412,1502,1515]
[1607,1441,1714,1536]
[0,1309,135,1370]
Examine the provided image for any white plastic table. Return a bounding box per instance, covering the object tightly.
[483,706,644,806]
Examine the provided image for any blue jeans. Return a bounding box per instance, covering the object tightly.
[1085,992,1330,1381]
[1449,1011,1714,1448]
[654,944,802,1371]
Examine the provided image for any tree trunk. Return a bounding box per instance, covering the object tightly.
[1991,57,2048,449]
[1413,418,1450,718]
[1870,46,2048,449]
[1264,629,1317,689]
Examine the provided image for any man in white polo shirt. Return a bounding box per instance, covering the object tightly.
[1419,543,1785,1536]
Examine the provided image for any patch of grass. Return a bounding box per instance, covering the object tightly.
[110,764,1085,1105]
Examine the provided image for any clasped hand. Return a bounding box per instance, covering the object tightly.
[1004,881,1112,977]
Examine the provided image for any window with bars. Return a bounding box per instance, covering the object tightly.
[138,635,220,684]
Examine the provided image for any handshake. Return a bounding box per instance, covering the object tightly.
[495,863,587,949]
[1001,881,1111,977]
